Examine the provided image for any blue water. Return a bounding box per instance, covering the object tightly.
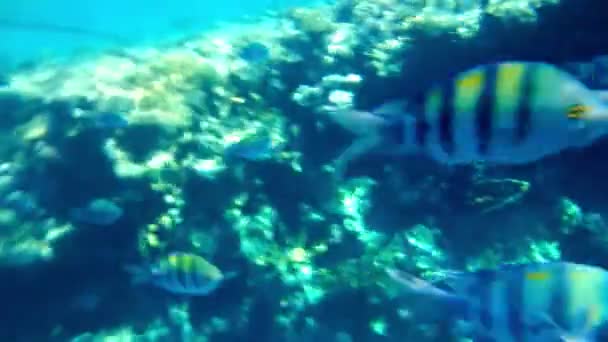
[0,0,320,71]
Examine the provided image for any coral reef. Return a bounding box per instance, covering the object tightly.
[1,0,608,341]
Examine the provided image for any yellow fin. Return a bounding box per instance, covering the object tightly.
[456,69,485,89]
[567,104,590,119]
[168,254,178,265]
[526,271,551,281]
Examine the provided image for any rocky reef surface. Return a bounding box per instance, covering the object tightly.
[1,0,608,341]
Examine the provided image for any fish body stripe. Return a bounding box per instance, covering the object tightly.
[149,253,225,294]
[175,257,189,291]
[169,266,184,292]
[182,255,195,290]
[467,270,496,332]
[479,279,493,331]
[548,264,567,333]
[514,65,536,144]
[506,270,524,342]
[474,64,498,155]
[164,254,202,292]
[415,117,430,147]
[170,255,183,291]
[386,119,406,146]
[438,82,456,155]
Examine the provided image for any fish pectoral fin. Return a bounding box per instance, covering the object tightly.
[523,312,596,342]
[387,268,470,323]
[523,312,558,329]
[333,135,382,180]
[567,307,599,340]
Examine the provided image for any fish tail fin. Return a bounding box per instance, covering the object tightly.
[386,268,468,321]
[386,268,448,296]
[124,264,151,285]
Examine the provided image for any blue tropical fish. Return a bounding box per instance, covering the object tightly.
[125,252,236,296]
[388,261,608,341]
[331,62,608,179]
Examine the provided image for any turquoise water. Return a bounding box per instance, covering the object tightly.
[0,0,320,71]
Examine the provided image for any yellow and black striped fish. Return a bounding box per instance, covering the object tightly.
[126,252,235,295]
[388,262,608,341]
[331,62,608,178]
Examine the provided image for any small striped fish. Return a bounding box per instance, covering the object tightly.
[388,262,608,341]
[330,62,608,179]
[126,252,235,295]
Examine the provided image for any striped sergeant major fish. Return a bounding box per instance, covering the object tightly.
[387,262,608,341]
[125,252,236,295]
[328,62,608,179]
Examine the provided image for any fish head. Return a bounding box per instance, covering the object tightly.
[561,85,608,146]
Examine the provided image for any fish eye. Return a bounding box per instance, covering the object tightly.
[566,104,590,119]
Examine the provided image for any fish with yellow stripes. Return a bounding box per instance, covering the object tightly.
[125,252,236,295]
[387,262,608,341]
[328,62,608,179]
